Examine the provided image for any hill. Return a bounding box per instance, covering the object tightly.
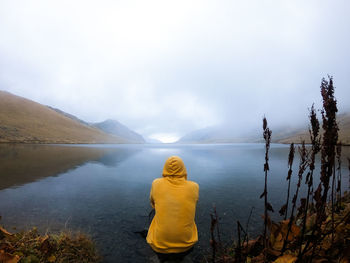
[177,113,350,145]
[276,113,350,145]
[92,119,145,143]
[48,106,145,143]
[177,126,260,144]
[0,91,130,143]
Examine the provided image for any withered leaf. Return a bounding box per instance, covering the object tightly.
[267,202,274,212]
[0,250,20,263]
[260,191,266,199]
[314,184,322,203]
[279,204,287,216]
[272,254,297,263]
[0,227,13,239]
[264,163,270,171]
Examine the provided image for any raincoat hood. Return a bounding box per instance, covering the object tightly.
[162,156,187,179]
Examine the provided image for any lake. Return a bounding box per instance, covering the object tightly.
[0,143,349,262]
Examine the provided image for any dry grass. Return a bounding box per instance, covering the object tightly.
[0,226,100,263]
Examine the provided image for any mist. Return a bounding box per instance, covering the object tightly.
[1,0,349,142]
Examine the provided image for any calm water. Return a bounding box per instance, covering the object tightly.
[0,143,349,262]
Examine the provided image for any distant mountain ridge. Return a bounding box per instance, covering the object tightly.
[47,106,90,126]
[177,126,261,144]
[0,90,144,144]
[48,106,145,143]
[92,119,145,143]
[177,113,350,145]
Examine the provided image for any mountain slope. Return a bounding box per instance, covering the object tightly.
[92,119,145,143]
[0,91,128,143]
[276,113,350,145]
[177,126,260,144]
[47,106,90,126]
[177,113,350,145]
[48,106,145,143]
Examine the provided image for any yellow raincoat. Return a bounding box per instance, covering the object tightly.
[146,156,199,253]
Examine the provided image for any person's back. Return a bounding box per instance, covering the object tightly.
[146,156,199,255]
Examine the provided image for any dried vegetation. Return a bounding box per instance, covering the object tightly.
[208,77,350,263]
[0,226,100,263]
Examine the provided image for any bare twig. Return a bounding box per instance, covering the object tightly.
[335,143,341,209]
[298,105,320,260]
[279,143,295,220]
[244,206,254,245]
[348,158,350,190]
[260,117,273,259]
[210,205,220,263]
[282,142,309,253]
[236,221,242,263]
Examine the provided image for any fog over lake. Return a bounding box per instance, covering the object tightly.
[0,143,349,262]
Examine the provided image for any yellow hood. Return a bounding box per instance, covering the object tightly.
[162,156,187,179]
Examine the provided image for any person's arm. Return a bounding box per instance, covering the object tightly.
[150,182,155,208]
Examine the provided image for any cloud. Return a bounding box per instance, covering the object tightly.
[0,0,349,140]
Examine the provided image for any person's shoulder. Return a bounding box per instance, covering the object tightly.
[152,177,164,186]
[186,180,199,190]
[186,180,199,200]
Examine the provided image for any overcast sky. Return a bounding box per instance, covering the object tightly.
[0,0,349,142]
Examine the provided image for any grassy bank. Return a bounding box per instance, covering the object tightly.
[0,226,100,263]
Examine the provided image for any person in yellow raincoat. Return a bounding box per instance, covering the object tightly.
[146,156,199,261]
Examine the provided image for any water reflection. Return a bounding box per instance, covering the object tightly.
[0,144,140,190]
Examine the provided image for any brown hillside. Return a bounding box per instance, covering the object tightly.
[277,113,350,145]
[0,90,127,143]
